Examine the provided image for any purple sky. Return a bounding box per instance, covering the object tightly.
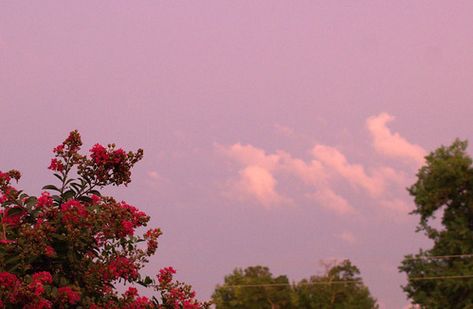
[1,2,473,308]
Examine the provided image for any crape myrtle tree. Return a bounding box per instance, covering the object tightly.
[0,131,209,308]
[212,261,377,309]
[399,140,473,308]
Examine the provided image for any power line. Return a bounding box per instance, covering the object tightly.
[405,254,473,260]
[214,254,473,289]
[222,280,362,289]
[218,274,473,289]
[409,274,473,281]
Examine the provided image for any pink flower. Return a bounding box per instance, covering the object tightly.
[48,158,64,172]
[58,286,81,304]
[91,194,101,204]
[61,200,88,224]
[0,239,16,245]
[125,287,138,298]
[32,271,53,284]
[53,144,64,153]
[37,192,53,208]
[121,220,134,236]
[90,144,108,164]
[158,266,176,285]
[105,257,139,281]
[44,245,56,257]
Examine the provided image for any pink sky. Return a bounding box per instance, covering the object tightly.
[1,2,473,307]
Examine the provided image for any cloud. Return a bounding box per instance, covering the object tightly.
[312,145,385,197]
[230,165,289,208]
[274,123,295,138]
[277,152,327,186]
[308,188,355,215]
[218,115,423,216]
[217,143,280,171]
[148,170,161,181]
[335,231,357,245]
[366,113,426,167]
[146,170,165,188]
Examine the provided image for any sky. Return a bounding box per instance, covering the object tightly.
[1,1,473,308]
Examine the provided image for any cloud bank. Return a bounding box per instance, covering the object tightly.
[218,113,423,216]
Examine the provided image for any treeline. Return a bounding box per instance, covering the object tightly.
[212,261,378,308]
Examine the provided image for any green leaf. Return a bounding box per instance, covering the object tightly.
[5,255,21,272]
[53,173,63,182]
[89,190,101,196]
[52,195,61,204]
[52,233,66,240]
[70,182,82,193]
[18,193,29,201]
[78,196,92,203]
[42,184,61,192]
[144,276,153,285]
[62,190,75,201]
[65,178,75,185]
[25,196,37,208]
[6,207,24,216]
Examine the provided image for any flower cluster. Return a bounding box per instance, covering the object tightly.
[0,131,209,308]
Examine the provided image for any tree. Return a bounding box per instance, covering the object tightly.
[212,266,293,309]
[399,140,473,308]
[293,260,378,309]
[0,131,209,308]
[212,261,377,309]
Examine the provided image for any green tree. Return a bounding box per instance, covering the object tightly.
[293,260,378,309]
[212,261,377,309]
[399,140,473,308]
[212,266,293,309]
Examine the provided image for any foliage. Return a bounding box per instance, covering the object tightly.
[0,131,209,308]
[399,139,473,308]
[293,260,378,309]
[212,261,377,309]
[212,266,293,309]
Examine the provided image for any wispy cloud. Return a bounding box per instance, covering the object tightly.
[312,145,385,197]
[274,123,295,138]
[366,113,426,167]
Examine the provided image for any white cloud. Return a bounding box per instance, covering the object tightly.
[146,170,165,188]
[217,143,280,171]
[233,165,288,208]
[274,123,295,138]
[335,231,357,245]
[312,145,385,197]
[366,113,426,167]
[218,114,423,216]
[308,188,356,215]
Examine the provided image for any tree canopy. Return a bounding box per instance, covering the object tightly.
[212,265,293,309]
[293,260,378,309]
[399,139,473,308]
[213,261,377,309]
